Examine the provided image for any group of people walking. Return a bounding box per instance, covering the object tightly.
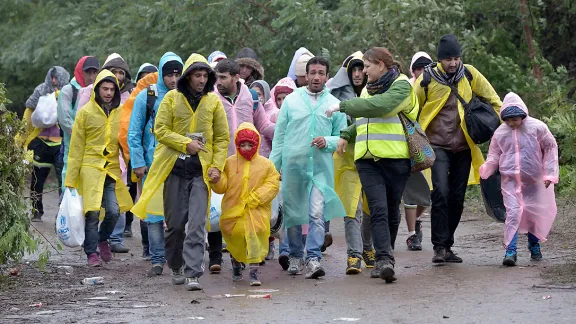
[22,33,559,291]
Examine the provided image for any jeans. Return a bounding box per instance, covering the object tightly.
[110,213,126,245]
[287,186,325,261]
[344,199,363,258]
[279,227,290,256]
[356,158,411,264]
[147,221,166,265]
[506,232,539,254]
[361,211,373,251]
[84,176,120,255]
[164,174,208,278]
[430,148,472,250]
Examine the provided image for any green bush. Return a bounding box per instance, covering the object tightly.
[0,84,38,264]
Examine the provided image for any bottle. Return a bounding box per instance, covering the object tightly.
[82,277,104,285]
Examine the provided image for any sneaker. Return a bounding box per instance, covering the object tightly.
[249,268,261,286]
[123,230,132,238]
[415,220,423,242]
[321,232,333,252]
[185,277,203,291]
[148,264,164,276]
[502,252,517,267]
[265,241,275,260]
[362,249,376,268]
[110,243,130,253]
[171,268,186,285]
[305,258,325,279]
[432,247,447,263]
[141,247,151,261]
[529,242,542,261]
[31,211,43,222]
[87,253,102,267]
[279,254,290,271]
[445,249,463,263]
[406,234,422,251]
[98,241,113,262]
[287,256,303,275]
[374,260,396,283]
[345,257,362,275]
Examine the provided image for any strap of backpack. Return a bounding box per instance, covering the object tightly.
[420,69,432,102]
[71,86,79,109]
[145,84,158,131]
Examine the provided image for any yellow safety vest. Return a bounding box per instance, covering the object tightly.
[354,74,418,160]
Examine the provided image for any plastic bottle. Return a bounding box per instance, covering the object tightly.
[81,277,104,285]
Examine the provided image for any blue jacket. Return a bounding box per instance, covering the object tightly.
[128,52,183,170]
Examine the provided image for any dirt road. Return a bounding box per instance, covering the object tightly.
[1,187,575,324]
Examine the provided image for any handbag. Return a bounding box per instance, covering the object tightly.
[449,85,500,144]
[398,112,435,172]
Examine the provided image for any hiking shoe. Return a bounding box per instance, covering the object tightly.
[31,211,43,222]
[185,277,203,291]
[209,259,222,274]
[502,252,517,267]
[362,249,376,268]
[415,220,423,242]
[279,254,290,271]
[148,264,164,276]
[432,247,447,263]
[406,234,422,251]
[445,250,463,263]
[232,265,243,282]
[87,253,102,267]
[321,232,333,252]
[141,247,151,261]
[110,243,130,253]
[265,241,275,260]
[529,242,542,261]
[98,241,113,262]
[371,260,397,283]
[123,230,132,238]
[305,258,325,279]
[287,256,303,275]
[171,268,186,285]
[249,268,261,286]
[345,257,362,275]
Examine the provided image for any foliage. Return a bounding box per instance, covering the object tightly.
[0,84,38,265]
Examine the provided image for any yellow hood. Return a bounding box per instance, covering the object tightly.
[91,70,121,109]
[177,53,216,94]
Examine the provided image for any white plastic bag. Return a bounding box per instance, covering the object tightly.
[31,93,58,128]
[209,192,224,233]
[56,188,85,247]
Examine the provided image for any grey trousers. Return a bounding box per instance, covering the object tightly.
[344,199,363,258]
[163,174,208,278]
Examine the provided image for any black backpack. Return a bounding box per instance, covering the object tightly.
[421,67,500,144]
[144,84,158,132]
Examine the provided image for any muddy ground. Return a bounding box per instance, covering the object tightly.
[1,175,575,324]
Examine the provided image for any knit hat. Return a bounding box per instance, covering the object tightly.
[162,60,183,77]
[437,34,461,60]
[411,56,433,71]
[500,106,527,120]
[274,85,293,102]
[208,51,227,68]
[295,54,314,77]
[235,128,260,161]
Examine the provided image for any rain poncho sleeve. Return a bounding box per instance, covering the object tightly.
[128,91,150,169]
[212,123,280,263]
[57,83,76,135]
[154,95,193,154]
[479,92,558,246]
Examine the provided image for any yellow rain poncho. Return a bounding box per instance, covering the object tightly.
[64,70,133,213]
[131,54,230,224]
[212,123,280,264]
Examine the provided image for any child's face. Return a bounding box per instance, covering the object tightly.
[276,93,288,108]
[504,116,523,130]
[253,86,265,103]
[239,142,254,152]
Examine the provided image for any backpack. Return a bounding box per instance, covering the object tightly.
[145,84,158,132]
[249,88,260,111]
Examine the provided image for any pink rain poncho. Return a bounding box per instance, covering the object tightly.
[479,92,559,246]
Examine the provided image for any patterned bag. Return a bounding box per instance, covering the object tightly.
[398,112,435,172]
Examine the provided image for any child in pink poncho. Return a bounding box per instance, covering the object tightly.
[479,92,559,267]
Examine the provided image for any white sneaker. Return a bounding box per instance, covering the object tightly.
[185,277,203,291]
[305,258,325,279]
[287,256,303,275]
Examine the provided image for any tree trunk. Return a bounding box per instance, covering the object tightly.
[519,0,543,86]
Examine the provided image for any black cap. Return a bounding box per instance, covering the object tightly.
[162,60,183,77]
[82,56,100,71]
[437,34,461,60]
[412,56,433,71]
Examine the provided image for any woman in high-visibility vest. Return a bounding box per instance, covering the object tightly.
[326,47,419,283]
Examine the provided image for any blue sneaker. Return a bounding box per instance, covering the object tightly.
[502,251,517,267]
[529,242,542,261]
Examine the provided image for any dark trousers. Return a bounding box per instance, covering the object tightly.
[124,175,137,230]
[29,138,63,216]
[84,176,120,255]
[356,158,411,264]
[430,148,472,250]
[208,231,223,264]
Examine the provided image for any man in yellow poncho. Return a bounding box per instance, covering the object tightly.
[131,54,229,292]
[213,122,280,286]
[414,34,502,264]
[64,70,133,267]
